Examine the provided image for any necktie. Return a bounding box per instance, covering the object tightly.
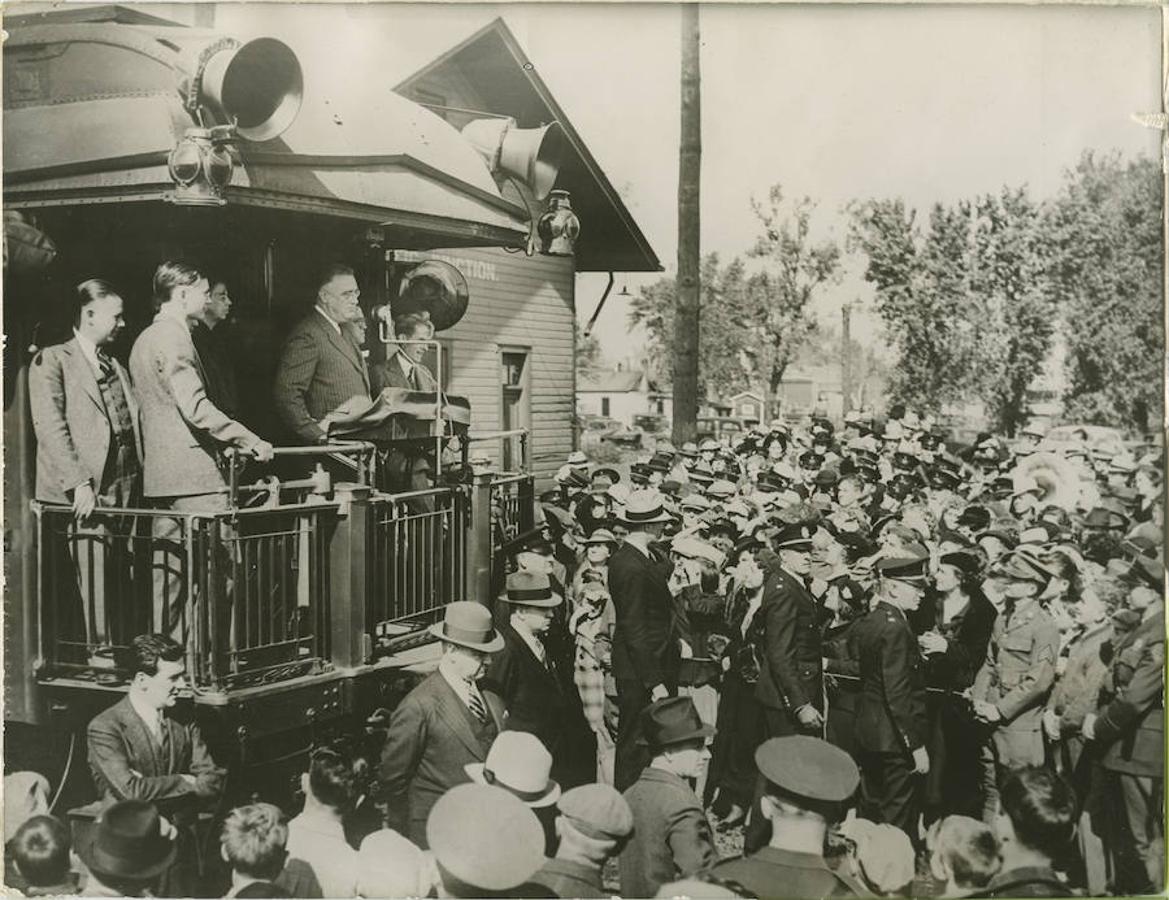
[156,712,170,759]
[97,352,113,381]
[410,365,423,391]
[467,686,489,724]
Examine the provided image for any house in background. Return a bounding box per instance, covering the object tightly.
[776,366,844,419]
[577,368,662,426]
[728,390,767,423]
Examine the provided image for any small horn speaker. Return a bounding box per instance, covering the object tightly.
[462,118,566,201]
[200,38,303,142]
[397,260,470,332]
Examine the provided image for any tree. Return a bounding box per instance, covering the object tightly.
[574,320,602,375]
[848,198,975,413]
[1047,152,1162,434]
[966,187,1058,435]
[849,189,1058,431]
[629,253,753,399]
[743,186,841,395]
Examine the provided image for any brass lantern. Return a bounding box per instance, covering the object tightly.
[536,189,580,256]
[166,125,237,206]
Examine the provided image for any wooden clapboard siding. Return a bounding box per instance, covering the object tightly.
[398,245,575,484]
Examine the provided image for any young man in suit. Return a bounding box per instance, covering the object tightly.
[378,602,506,848]
[618,696,717,897]
[273,263,371,444]
[29,279,142,654]
[86,634,224,895]
[608,490,679,791]
[482,570,596,788]
[129,261,272,636]
[853,553,931,840]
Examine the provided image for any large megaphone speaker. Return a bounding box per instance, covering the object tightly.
[197,38,303,142]
[462,118,566,201]
[396,260,470,332]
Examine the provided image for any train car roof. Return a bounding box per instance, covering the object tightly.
[2,18,531,248]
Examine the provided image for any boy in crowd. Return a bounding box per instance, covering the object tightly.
[8,815,80,895]
[221,803,290,898]
[928,815,1002,897]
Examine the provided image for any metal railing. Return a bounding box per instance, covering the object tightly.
[33,499,337,693]
[367,485,469,655]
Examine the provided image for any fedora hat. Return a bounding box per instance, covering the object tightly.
[80,800,177,883]
[619,490,673,525]
[428,601,505,652]
[465,732,560,808]
[502,571,561,608]
[637,696,715,750]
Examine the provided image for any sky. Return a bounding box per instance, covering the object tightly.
[163,2,1163,363]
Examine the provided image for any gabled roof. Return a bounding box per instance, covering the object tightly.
[396,18,661,274]
[578,370,648,393]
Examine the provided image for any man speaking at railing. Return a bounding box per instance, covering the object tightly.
[130,261,273,638]
[273,262,372,445]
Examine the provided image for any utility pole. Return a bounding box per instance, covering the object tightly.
[673,3,701,446]
[841,301,853,416]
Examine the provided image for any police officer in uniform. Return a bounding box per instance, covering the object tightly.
[853,552,930,838]
[970,550,1060,820]
[755,522,824,737]
[713,735,866,898]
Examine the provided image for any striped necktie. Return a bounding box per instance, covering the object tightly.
[466,686,489,724]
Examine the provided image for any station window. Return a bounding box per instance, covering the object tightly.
[601,397,610,417]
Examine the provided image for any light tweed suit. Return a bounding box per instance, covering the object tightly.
[274,309,370,444]
[129,311,263,498]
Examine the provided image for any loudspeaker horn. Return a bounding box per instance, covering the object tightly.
[199,38,303,142]
[462,118,566,201]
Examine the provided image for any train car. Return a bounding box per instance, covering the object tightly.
[2,8,567,811]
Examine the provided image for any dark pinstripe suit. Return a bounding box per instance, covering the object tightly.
[274,309,370,443]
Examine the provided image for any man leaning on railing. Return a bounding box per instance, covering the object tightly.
[129,261,273,640]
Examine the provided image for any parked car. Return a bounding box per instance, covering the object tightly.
[601,425,643,448]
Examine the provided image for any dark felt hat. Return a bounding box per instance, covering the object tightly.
[79,800,177,883]
[637,696,715,749]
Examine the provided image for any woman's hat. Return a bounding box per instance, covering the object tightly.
[465,732,561,808]
[428,601,505,652]
[637,696,715,749]
[619,490,674,525]
[584,527,617,545]
[939,549,983,577]
[503,571,561,608]
[79,800,177,883]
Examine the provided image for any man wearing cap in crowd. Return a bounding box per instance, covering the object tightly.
[609,489,680,790]
[482,570,595,788]
[713,736,867,897]
[378,601,506,848]
[969,551,1060,820]
[619,696,717,897]
[755,522,826,739]
[531,783,634,898]
[853,552,931,838]
[1081,557,1164,894]
[426,784,547,898]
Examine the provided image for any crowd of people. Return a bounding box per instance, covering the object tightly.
[5,403,1163,898]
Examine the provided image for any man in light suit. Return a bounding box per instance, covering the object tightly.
[30,279,142,653]
[377,602,506,848]
[87,633,224,895]
[129,261,272,636]
[273,263,371,444]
